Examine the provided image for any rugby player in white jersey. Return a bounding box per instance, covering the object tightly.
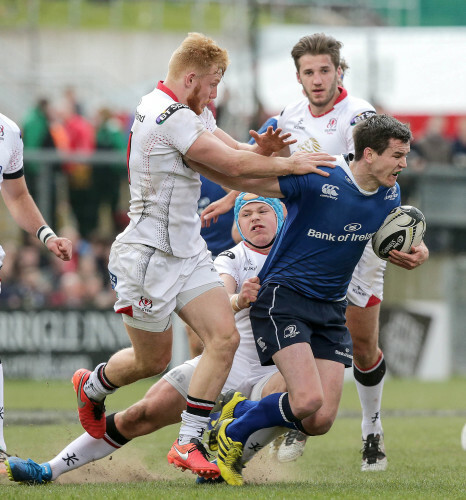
[5,194,292,485]
[70,32,336,478]
[0,113,72,465]
[202,33,429,470]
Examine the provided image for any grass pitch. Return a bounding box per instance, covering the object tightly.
[1,377,465,499]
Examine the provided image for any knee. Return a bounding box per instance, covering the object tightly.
[139,353,171,378]
[117,402,154,438]
[291,392,324,420]
[205,326,240,360]
[306,412,336,435]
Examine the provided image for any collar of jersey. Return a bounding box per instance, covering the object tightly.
[157,80,179,102]
[308,87,347,118]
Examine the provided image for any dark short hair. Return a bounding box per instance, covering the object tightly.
[291,33,342,72]
[353,114,412,160]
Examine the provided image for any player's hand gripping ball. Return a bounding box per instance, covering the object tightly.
[372,205,426,260]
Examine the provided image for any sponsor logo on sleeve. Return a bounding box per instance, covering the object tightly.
[350,110,376,126]
[156,103,190,124]
[218,250,235,259]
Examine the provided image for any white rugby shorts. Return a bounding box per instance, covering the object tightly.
[108,240,223,331]
[164,354,277,401]
[347,240,387,308]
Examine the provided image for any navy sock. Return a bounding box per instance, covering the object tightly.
[227,392,297,444]
[233,399,257,418]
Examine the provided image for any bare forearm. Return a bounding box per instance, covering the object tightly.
[3,191,48,235]
[189,158,264,191]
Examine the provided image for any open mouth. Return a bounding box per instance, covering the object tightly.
[251,224,265,232]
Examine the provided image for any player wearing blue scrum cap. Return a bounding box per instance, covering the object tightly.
[234,193,284,248]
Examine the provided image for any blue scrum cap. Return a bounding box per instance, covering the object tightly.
[234,192,284,241]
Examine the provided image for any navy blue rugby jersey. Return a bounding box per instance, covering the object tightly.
[258,155,401,301]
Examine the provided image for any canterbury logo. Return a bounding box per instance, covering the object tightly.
[173,445,189,461]
[321,184,339,199]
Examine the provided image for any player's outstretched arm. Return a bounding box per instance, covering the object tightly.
[388,240,429,270]
[2,176,72,261]
[186,131,335,179]
[201,190,238,228]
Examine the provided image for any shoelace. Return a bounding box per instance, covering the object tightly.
[361,435,382,459]
[284,429,302,446]
[189,439,213,461]
[92,400,106,420]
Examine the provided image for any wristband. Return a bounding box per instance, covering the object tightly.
[230,294,241,313]
[36,225,57,246]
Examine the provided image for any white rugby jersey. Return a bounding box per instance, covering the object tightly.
[0,113,24,188]
[0,113,25,270]
[215,242,276,375]
[277,88,375,155]
[117,82,217,258]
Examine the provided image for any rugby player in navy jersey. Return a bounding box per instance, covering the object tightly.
[189,114,414,485]
[202,34,429,470]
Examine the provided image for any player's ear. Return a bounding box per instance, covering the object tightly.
[364,147,374,162]
[296,71,301,84]
[185,72,196,88]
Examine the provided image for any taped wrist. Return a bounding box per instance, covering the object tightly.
[37,225,56,246]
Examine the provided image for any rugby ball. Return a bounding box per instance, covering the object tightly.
[372,205,426,260]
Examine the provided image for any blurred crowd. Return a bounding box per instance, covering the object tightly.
[22,88,131,239]
[4,88,466,311]
[0,228,115,311]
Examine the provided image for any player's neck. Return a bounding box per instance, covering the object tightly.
[308,87,344,117]
[162,78,187,104]
[350,161,380,192]
[308,101,335,117]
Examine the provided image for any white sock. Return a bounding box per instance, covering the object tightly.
[355,373,385,439]
[0,361,5,451]
[178,411,210,445]
[48,432,121,480]
[242,426,288,463]
[84,363,116,402]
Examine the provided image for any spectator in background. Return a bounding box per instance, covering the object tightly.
[91,107,128,235]
[415,115,452,165]
[22,98,58,223]
[60,95,96,238]
[452,116,466,168]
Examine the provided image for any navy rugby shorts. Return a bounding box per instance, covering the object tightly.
[250,283,353,367]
